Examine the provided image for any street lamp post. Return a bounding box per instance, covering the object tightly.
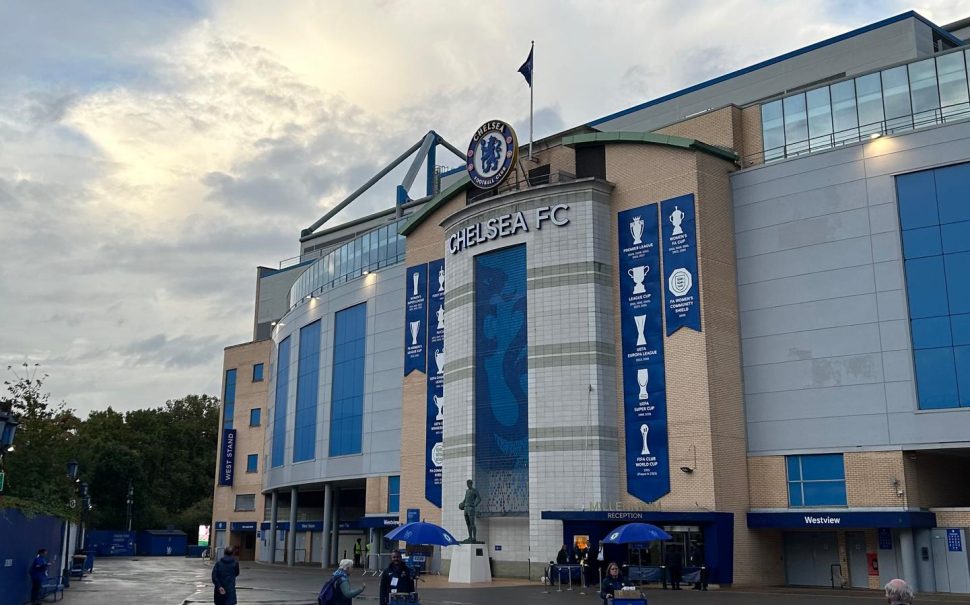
[63,460,80,586]
[126,481,134,533]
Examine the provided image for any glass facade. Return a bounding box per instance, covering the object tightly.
[294,320,321,462]
[474,245,529,514]
[387,475,400,513]
[898,162,970,409]
[762,48,970,161]
[291,218,408,305]
[329,304,367,456]
[223,369,236,430]
[272,336,291,467]
[786,454,847,507]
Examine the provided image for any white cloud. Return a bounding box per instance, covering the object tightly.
[0,0,966,414]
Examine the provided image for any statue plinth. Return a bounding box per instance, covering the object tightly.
[448,543,492,583]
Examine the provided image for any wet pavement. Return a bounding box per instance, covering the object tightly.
[57,557,970,605]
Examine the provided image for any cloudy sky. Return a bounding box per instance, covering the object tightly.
[1,1,966,416]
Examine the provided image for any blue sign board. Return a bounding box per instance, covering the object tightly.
[617,203,669,503]
[404,264,428,375]
[660,194,701,335]
[407,508,420,524]
[215,521,227,530]
[230,521,257,531]
[947,529,963,552]
[747,511,936,529]
[219,429,236,486]
[878,527,893,550]
[425,258,445,507]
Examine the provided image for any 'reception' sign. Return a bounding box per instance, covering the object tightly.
[617,203,670,504]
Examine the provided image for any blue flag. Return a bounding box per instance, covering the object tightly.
[518,47,533,87]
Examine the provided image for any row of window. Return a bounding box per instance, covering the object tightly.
[232,475,401,513]
[222,364,265,430]
[762,48,970,162]
[291,218,407,304]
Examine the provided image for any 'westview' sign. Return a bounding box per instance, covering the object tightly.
[448,205,569,254]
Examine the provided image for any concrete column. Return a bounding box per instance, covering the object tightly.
[288,487,298,566]
[268,490,278,564]
[368,528,377,571]
[321,484,332,568]
[331,488,341,563]
[899,528,919,592]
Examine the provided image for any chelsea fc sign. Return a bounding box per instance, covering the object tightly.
[466,120,518,189]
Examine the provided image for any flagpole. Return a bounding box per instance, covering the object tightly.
[529,40,534,161]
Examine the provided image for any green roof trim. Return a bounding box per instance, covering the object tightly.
[400,174,471,236]
[561,131,738,163]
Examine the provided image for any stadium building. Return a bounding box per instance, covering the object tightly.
[212,11,970,592]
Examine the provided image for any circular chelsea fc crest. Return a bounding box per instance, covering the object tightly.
[466,120,518,189]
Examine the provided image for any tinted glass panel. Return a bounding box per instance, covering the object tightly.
[253,363,264,382]
[762,101,788,161]
[945,252,970,315]
[951,314,970,346]
[803,481,848,506]
[941,221,970,254]
[935,163,970,225]
[881,66,912,131]
[786,455,801,481]
[330,303,367,456]
[272,337,291,467]
[831,80,859,145]
[954,345,970,407]
[911,316,952,349]
[856,73,884,136]
[294,320,321,462]
[901,226,941,259]
[937,51,970,120]
[896,170,939,230]
[223,369,237,430]
[904,256,949,319]
[783,93,809,155]
[249,408,261,427]
[909,59,940,127]
[247,454,258,473]
[788,482,803,507]
[914,347,959,409]
[806,87,833,151]
[800,454,845,481]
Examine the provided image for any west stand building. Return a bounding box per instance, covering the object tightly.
[212,10,970,593]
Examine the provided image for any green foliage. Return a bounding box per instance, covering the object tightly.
[1,364,219,538]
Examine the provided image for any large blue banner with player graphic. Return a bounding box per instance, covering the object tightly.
[425,258,445,507]
[617,204,670,503]
[661,194,701,335]
[474,245,529,514]
[404,264,428,375]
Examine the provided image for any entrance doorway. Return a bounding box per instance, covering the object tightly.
[846,531,868,588]
[784,532,839,587]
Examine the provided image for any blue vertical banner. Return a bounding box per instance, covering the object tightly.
[617,204,669,503]
[404,264,428,375]
[475,245,529,513]
[219,429,236,486]
[425,258,445,507]
[661,194,701,335]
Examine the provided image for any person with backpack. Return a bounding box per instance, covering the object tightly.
[211,546,240,605]
[319,559,365,605]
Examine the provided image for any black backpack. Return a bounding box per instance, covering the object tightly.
[317,575,340,605]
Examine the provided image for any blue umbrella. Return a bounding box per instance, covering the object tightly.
[385,521,459,547]
[601,523,672,544]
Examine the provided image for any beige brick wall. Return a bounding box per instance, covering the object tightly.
[933,509,970,527]
[365,476,389,514]
[211,339,273,557]
[739,105,764,167]
[748,456,788,508]
[845,451,909,507]
[655,106,740,150]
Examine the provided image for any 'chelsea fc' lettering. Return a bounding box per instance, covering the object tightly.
[448,204,569,254]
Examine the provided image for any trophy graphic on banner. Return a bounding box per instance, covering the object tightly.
[434,348,444,375]
[637,368,649,400]
[436,305,444,331]
[640,424,650,456]
[630,215,645,245]
[409,320,421,346]
[438,266,445,292]
[670,206,685,236]
[634,314,647,346]
[412,271,420,297]
[627,265,649,295]
[433,395,444,421]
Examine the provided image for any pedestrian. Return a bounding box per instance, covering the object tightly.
[353,539,363,568]
[556,544,569,565]
[885,578,914,604]
[599,562,625,605]
[330,559,366,604]
[211,546,240,605]
[665,549,683,590]
[379,549,414,605]
[29,548,49,605]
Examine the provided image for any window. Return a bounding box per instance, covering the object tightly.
[937,51,969,120]
[272,337,292,468]
[806,87,833,152]
[235,494,256,511]
[252,363,264,382]
[761,100,785,162]
[249,408,261,427]
[855,72,884,137]
[909,59,940,128]
[223,369,237,430]
[786,454,847,507]
[329,304,367,456]
[294,320,321,462]
[246,454,258,473]
[782,93,808,155]
[881,65,912,132]
[898,163,970,409]
[830,80,859,145]
[387,475,400,514]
